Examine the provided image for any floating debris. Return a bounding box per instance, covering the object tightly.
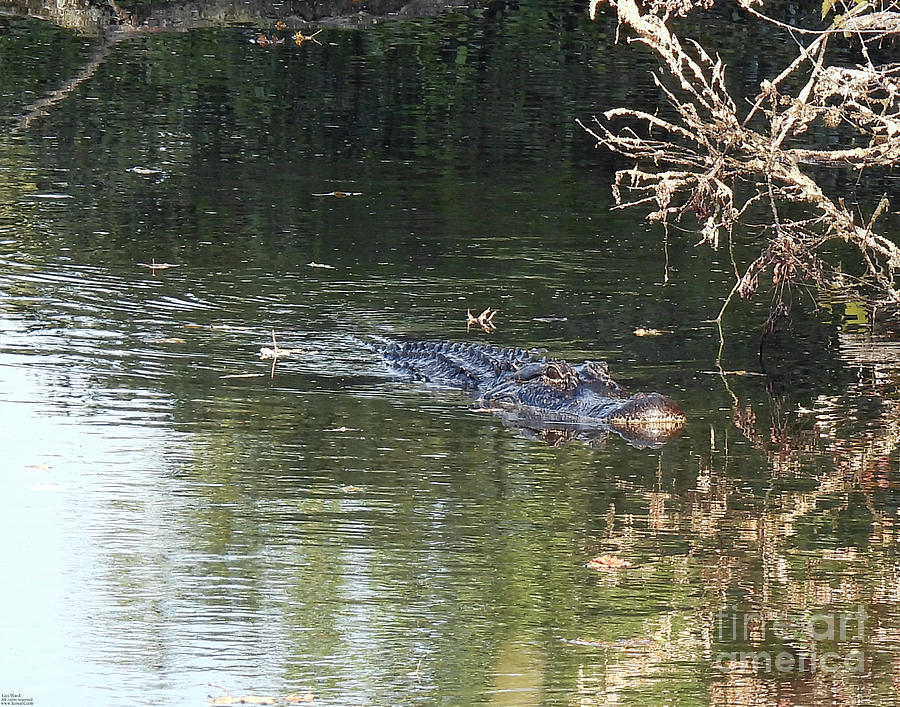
[184,324,256,333]
[207,684,277,705]
[467,306,497,332]
[294,29,323,46]
[307,261,336,269]
[250,33,284,46]
[586,554,633,571]
[532,316,568,323]
[311,190,361,198]
[559,637,613,647]
[127,166,163,175]
[259,347,300,360]
[259,330,301,360]
[220,373,267,379]
[138,259,180,271]
[148,337,187,344]
[206,684,313,705]
[634,327,670,337]
[698,369,765,376]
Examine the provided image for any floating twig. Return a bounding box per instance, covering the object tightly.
[633,327,671,337]
[698,370,765,377]
[294,28,323,46]
[138,258,179,271]
[259,330,301,360]
[259,330,303,379]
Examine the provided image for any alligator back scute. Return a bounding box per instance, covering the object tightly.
[380,340,534,391]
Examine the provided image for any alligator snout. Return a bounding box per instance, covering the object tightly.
[606,392,686,426]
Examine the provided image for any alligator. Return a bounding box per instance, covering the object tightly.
[376,340,685,448]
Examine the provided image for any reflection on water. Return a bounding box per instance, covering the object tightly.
[2,1,900,705]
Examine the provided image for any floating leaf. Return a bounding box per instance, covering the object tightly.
[586,554,633,570]
[250,34,283,46]
[467,306,497,332]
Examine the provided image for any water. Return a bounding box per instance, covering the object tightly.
[1,2,899,705]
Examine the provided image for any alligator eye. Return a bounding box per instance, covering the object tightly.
[543,362,576,389]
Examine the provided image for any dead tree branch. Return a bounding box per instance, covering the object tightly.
[582,0,900,348]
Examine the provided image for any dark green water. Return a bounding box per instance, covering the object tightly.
[1,3,900,706]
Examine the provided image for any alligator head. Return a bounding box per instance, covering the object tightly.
[480,359,685,446]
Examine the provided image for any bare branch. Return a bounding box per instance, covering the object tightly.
[582,0,900,347]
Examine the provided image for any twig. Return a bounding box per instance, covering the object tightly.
[258,330,301,378]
